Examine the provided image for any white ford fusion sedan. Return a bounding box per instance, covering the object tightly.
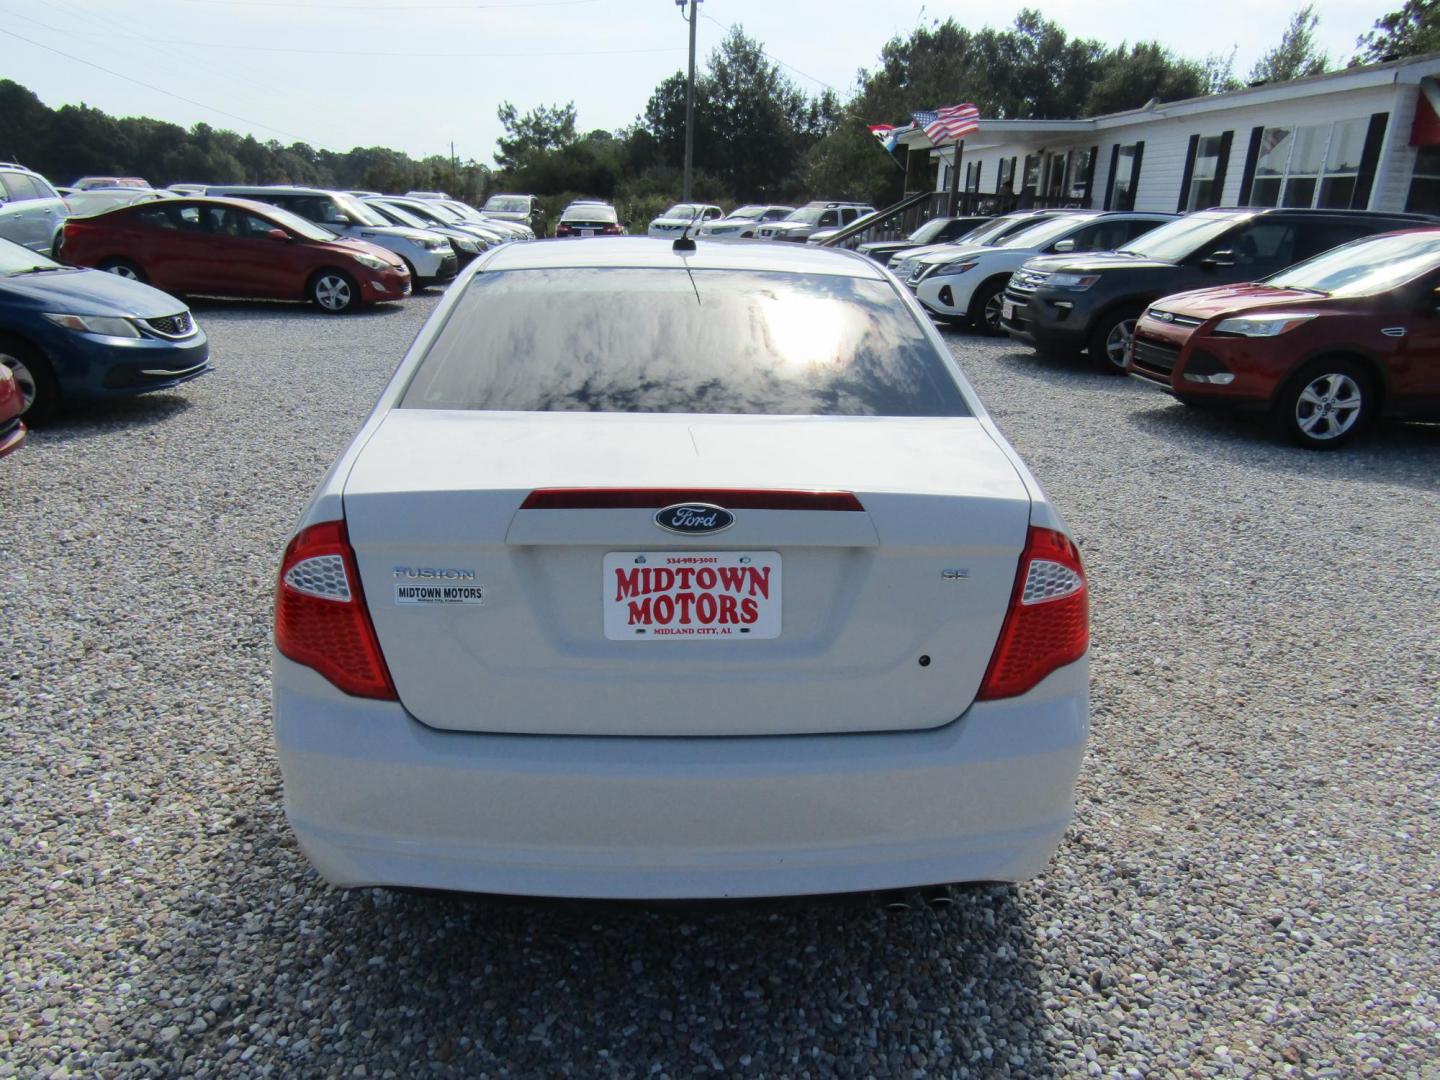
[272,236,1089,900]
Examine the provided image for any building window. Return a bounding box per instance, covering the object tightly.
[965,159,981,192]
[1068,148,1094,201]
[1185,135,1228,210]
[1409,146,1440,212]
[1249,119,1369,209]
[1112,143,1142,210]
[997,156,1016,194]
[1044,152,1068,198]
[1022,155,1040,193]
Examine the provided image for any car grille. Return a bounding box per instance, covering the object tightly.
[440,253,458,274]
[1007,268,1049,295]
[143,312,195,339]
[1145,308,1203,328]
[1130,338,1181,377]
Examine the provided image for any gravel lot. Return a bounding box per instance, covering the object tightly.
[1,287,1436,1079]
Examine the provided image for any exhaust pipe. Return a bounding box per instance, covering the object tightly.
[921,886,956,909]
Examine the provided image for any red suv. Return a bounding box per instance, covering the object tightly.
[62,197,410,313]
[1127,229,1440,448]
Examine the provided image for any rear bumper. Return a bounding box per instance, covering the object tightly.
[272,653,1088,899]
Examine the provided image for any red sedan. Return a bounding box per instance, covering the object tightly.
[0,363,25,458]
[1128,229,1440,448]
[61,197,410,313]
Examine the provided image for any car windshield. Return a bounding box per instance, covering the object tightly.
[728,206,766,220]
[995,216,1092,249]
[909,218,957,243]
[256,205,337,242]
[952,215,1036,247]
[1119,213,1238,261]
[372,202,429,229]
[663,204,704,218]
[414,201,462,223]
[1264,230,1440,296]
[334,193,388,228]
[561,205,618,224]
[784,207,827,225]
[400,268,971,417]
[485,196,529,213]
[0,237,62,275]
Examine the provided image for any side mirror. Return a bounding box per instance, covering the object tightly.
[267,228,290,241]
[1201,249,1236,269]
[1051,239,1075,253]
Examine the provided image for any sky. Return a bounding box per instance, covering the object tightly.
[2,0,1397,165]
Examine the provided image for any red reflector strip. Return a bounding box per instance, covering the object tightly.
[520,489,864,511]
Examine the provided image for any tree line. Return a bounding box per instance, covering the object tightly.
[1,3,1432,228]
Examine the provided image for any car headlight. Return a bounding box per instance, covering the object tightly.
[1214,314,1316,337]
[453,237,479,253]
[423,238,448,251]
[1047,272,1100,290]
[934,260,977,276]
[43,313,140,338]
[352,253,389,271]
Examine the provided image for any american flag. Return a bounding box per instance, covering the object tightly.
[913,103,980,143]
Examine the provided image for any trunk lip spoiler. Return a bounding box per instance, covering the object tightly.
[519,488,866,512]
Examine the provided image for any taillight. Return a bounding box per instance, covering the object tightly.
[275,520,396,700]
[977,526,1089,700]
[556,223,573,236]
[602,223,623,235]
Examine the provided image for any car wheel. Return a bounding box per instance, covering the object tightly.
[49,230,65,259]
[97,258,146,283]
[967,278,1007,337]
[1273,358,1373,450]
[399,258,423,290]
[309,270,360,313]
[0,337,60,424]
[1088,308,1141,374]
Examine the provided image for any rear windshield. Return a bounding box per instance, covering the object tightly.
[561,205,618,224]
[400,268,970,417]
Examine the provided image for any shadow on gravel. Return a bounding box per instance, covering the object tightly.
[186,297,409,320]
[115,817,1057,1077]
[18,393,193,445]
[1128,401,1440,490]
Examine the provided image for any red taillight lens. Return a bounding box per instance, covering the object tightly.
[977,526,1089,701]
[275,521,397,700]
[556,223,573,236]
[602,223,623,235]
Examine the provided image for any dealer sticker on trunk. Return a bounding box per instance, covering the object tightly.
[395,583,485,605]
[603,552,781,640]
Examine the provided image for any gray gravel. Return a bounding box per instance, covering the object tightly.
[1,291,1437,1079]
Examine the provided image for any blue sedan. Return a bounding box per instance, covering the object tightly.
[0,237,208,422]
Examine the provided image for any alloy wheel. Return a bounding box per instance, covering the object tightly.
[1,353,37,414]
[1294,373,1362,442]
[106,263,139,280]
[314,275,352,311]
[983,289,1005,333]
[1104,318,1136,368]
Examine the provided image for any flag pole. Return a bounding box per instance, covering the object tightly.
[948,138,964,216]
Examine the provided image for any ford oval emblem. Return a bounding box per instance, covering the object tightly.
[654,503,735,535]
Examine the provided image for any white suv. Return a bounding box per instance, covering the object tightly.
[756,202,875,243]
[0,164,67,255]
[901,211,1174,334]
[647,203,723,238]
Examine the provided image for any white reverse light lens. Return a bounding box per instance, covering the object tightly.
[43,313,141,338]
[1021,559,1083,605]
[283,554,351,601]
[1214,314,1316,337]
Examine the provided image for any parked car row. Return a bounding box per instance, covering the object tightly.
[878,204,1440,449]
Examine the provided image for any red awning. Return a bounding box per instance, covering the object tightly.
[1412,78,1440,147]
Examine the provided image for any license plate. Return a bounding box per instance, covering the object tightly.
[580,229,595,237]
[1002,299,1015,321]
[603,552,781,640]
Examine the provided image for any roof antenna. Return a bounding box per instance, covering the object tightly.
[673,207,700,253]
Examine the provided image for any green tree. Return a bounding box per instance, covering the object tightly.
[1353,0,1440,63]
[494,101,577,171]
[1250,5,1329,84]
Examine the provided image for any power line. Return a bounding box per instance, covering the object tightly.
[167,0,599,8]
[0,25,316,143]
[699,12,842,95]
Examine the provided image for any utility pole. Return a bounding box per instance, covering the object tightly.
[678,0,702,201]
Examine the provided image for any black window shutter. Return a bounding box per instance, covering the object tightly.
[1176,134,1201,213]
[1238,126,1265,205]
[1103,144,1121,210]
[1210,130,1235,209]
[1352,112,1390,210]
[1127,142,1145,210]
